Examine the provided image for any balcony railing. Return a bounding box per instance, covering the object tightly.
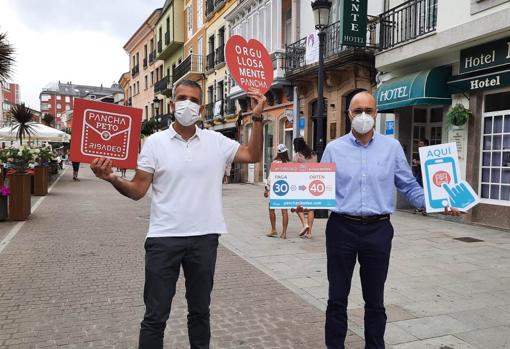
[206,0,215,17]
[379,0,438,50]
[149,52,154,63]
[215,45,225,65]
[128,97,132,106]
[154,75,172,94]
[225,98,235,116]
[143,57,148,68]
[206,52,215,71]
[173,54,204,82]
[131,64,140,77]
[165,31,170,45]
[158,40,162,53]
[285,19,377,76]
[205,102,214,121]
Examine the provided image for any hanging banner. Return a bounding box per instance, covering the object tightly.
[70,98,143,169]
[305,32,319,65]
[269,163,336,209]
[419,142,480,213]
[341,0,368,47]
[225,35,274,94]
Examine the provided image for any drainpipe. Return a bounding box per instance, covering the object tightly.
[292,86,299,141]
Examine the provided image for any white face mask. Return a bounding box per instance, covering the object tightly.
[173,100,201,126]
[351,112,375,135]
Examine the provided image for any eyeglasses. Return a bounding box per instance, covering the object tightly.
[349,108,376,116]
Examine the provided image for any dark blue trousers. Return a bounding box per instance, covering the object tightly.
[325,213,394,349]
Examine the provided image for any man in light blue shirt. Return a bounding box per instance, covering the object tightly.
[320,91,457,349]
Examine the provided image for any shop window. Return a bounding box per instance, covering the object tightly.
[480,111,510,202]
[485,91,510,113]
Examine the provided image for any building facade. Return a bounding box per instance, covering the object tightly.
[1,81,20,126]
[153,0,185,129]
[40,82,123,130]
[226,0,297,183]
[374,0,510,229]
[124,9,163,122]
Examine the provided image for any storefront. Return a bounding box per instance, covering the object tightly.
[448,36,510,229]
[376,66,452,208]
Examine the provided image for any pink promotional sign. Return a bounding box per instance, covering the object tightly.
[225,35,274,94]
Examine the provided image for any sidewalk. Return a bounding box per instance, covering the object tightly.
[0,168,362,348]
[221,183,510,348]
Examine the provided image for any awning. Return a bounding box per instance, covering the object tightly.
[375,66,452,112]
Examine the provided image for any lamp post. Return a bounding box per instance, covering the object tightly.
[153,97,160,131]
[311,0,331,161]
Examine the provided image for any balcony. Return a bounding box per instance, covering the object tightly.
[215,45,225,66]
[379,0,438,50]
[157,32,184,60]
[206,0,226,19]
[154,75,173,97]
[285,19,377,79]
[206,52,215,71]
[128,97,132,106]
[149,52,154,64]
[224,98,236,116]
[205,102,214,121]
[131,64,140,77]
[173,54,204,83]
[143,57,148,68]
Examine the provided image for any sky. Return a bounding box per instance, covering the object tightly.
[0,0,163,110]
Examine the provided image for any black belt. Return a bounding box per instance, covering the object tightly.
[333,212,390,224]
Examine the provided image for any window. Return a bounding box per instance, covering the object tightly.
[480,91,510,203]
[145,106,149,120]
[197,0,203,29]
[187,5,193,39]
[137,81,140,94]
[41,94,50,102]
[151,71,154,85]
[56,95,61,100]
[65,105,71,111]
[56,104,62,109]
[145,75,148,90]
[65,96,70,103]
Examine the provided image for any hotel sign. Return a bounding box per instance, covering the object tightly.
[341,0,368,47]
[448,70,510,92]
[459,37,510,74]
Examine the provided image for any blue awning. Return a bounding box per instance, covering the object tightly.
[375,66,452,112]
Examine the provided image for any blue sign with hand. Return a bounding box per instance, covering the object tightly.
[441,181,479,210]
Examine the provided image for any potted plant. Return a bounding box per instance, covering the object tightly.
[0,185,10,221]
[447,104,473,127]
[1,146,36,221]
[33,145,54,196]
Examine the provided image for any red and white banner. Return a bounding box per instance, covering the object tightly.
[225,35,274,94]
[70,99,142,169]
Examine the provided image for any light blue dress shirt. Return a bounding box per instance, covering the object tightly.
[321,131,425,216]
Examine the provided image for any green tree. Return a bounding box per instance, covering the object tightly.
[0,32,15,82]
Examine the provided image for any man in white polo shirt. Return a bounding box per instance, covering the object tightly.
[90,80,266,349]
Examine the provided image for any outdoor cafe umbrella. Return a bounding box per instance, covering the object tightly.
[0,122,70,142]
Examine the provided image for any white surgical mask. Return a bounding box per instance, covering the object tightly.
[174,100,201,126]
[351,112,375,134]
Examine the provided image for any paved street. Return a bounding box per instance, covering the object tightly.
[0,166,359,349]
[1,165,510,348]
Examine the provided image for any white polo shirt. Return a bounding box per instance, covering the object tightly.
[137,124,240,238]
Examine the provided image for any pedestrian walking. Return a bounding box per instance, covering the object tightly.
[293,137,317,239]
[72,161,80,181]
[316,91,459,349]
[90,80,265,349]
[264,144,290,239]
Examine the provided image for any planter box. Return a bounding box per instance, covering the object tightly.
[33,166,49,196]
[8,173,31,221]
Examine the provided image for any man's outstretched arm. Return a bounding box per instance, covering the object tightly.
[90,157,152,201]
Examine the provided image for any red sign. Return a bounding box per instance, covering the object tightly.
[70,99,142,169]
[225,35,274,94]
[433,170,451,187]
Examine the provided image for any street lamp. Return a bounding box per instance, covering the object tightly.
[311,0,331,161]
[153,97,160,131]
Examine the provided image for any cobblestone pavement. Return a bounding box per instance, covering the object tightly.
[0,167,363,348]
[221,183,510,349]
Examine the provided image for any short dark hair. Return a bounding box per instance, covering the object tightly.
[174,79,202,94]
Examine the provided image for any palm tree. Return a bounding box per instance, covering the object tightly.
[42,113,55,127]
[0,32,15,82]
[10,104,34,145]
